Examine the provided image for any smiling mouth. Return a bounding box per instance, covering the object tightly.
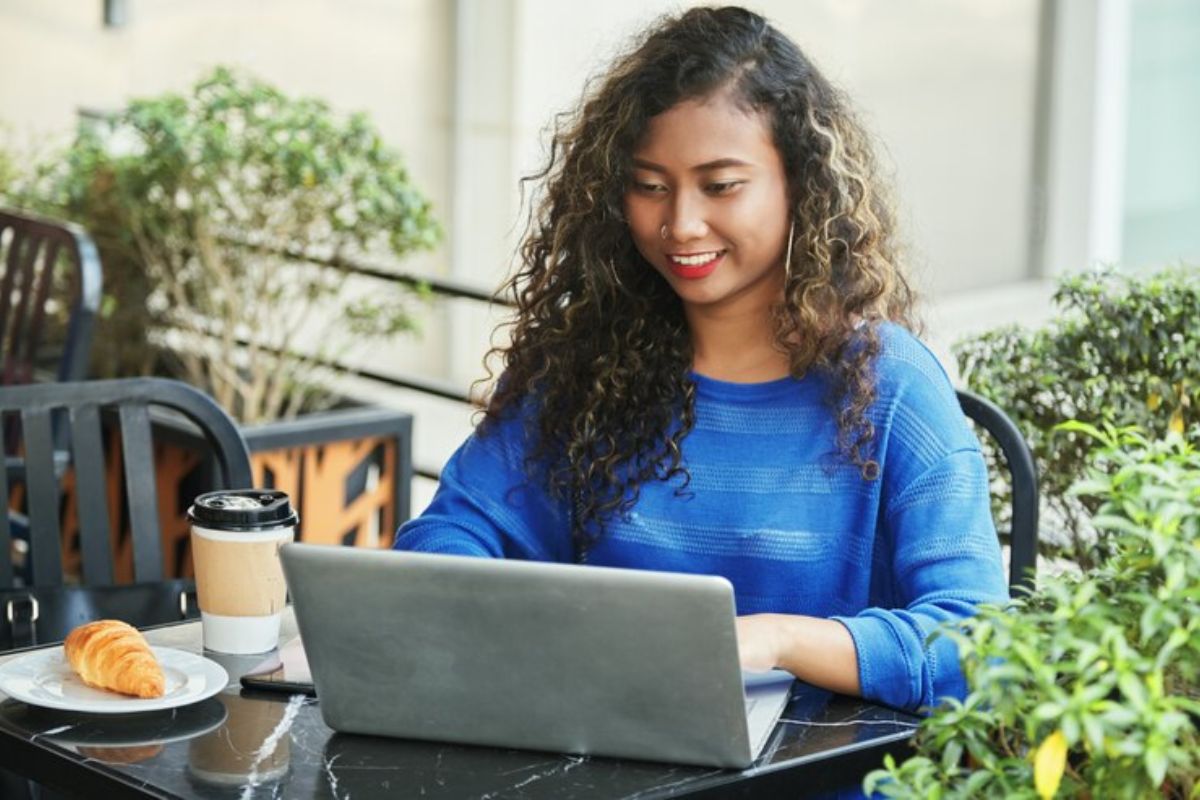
[667,250,724,266]
[665,250,725,279]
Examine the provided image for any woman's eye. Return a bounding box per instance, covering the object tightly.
[634,181,666,194]
[707,181,742,195]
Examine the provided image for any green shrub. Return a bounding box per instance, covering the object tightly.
[5,66,440,422]
[954,267,1199,569]
[865,425,1200,799]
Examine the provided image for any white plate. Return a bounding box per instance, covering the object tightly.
[0,646,228,714]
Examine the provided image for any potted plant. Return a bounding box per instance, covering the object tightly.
[865,425,1200,798]
[5,67,438,577]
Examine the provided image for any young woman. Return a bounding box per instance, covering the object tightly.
[394,6,1008,713]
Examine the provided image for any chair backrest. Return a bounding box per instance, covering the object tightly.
[0,378,252,589]
[0,208,102,385]
[956,388,1039,592]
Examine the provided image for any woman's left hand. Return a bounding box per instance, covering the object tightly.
[735,614,782,672]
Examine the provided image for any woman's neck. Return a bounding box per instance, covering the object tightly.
[687,304,790,383]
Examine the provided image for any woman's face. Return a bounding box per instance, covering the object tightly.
[624,90,791,318]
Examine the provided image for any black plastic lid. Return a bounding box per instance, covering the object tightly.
[187,489,298,531]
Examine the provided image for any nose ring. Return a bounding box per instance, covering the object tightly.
[660,224,669,240]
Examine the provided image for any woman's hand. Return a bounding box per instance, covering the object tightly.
[735,613,863,697]
[735,614,783,672]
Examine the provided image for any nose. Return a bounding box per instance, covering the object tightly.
[666,192,709,242]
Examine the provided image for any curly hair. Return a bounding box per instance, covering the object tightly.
[483,6,917,554]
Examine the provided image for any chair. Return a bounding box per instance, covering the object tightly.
[956,388,1039,592]
[0,208,102,386]
[0,378,252,650]
[0,208,104,609]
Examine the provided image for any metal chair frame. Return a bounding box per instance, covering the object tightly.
[956,388,1039,591]
[0,208,102,386]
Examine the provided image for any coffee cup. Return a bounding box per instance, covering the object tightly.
[187,490,298,654]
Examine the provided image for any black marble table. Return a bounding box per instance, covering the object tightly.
[0,611,919,799]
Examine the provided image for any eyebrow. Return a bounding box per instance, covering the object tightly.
[631,157,753,173]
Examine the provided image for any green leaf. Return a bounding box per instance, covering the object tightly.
[1061,714,1080,745]
[1145,743,1168,786]
[940,740,963,772]
[1081,714,1105,754]
[962,770,992,795]
[1032,702,1063,721]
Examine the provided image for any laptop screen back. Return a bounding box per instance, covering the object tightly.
[281,543,760,767]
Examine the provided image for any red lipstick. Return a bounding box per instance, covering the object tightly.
[666,251,724,279]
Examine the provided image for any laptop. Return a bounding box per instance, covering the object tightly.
[280,543,793,769]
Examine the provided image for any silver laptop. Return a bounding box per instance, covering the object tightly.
[280,543,793,769]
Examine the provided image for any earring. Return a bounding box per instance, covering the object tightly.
[660,224,669,240]
[784,219,796,282]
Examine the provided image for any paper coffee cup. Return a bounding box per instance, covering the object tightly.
[188,490,298,655]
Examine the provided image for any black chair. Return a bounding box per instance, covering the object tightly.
[956,388,1039,592]
[1,209,103,585]
[0,378,252,650]
[0,208,102,386]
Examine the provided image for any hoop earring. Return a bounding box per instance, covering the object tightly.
[784,219,796,282]
[660,224,669,240]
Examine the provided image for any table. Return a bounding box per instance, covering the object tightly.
[0,610,918,799]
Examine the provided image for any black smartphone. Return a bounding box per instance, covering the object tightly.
[240,668,316,697]
[238,638,316,696]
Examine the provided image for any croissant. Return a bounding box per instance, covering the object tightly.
[64,620,166,699]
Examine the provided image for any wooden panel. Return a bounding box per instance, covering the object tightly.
[49,417,404,583]
[105,428,130,583]
[57,463,82,582]
[153,441,202,578]
[251,447,303,516]
[307,436,393,548]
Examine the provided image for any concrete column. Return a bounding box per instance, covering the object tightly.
[447,0,520,391]
[1039,0,1131,276]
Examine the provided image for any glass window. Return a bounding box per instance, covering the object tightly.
[1122,0,1200,269]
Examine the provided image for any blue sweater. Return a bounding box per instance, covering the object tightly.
[394,324,1009,712]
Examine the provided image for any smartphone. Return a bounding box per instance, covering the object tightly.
[239,637,316,696]
[240,668,316,696]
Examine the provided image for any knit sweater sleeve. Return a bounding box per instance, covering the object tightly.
[391,408,572,562]
[833,332,1010,712]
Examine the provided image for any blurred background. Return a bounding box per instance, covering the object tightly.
[1,0,1196,510]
